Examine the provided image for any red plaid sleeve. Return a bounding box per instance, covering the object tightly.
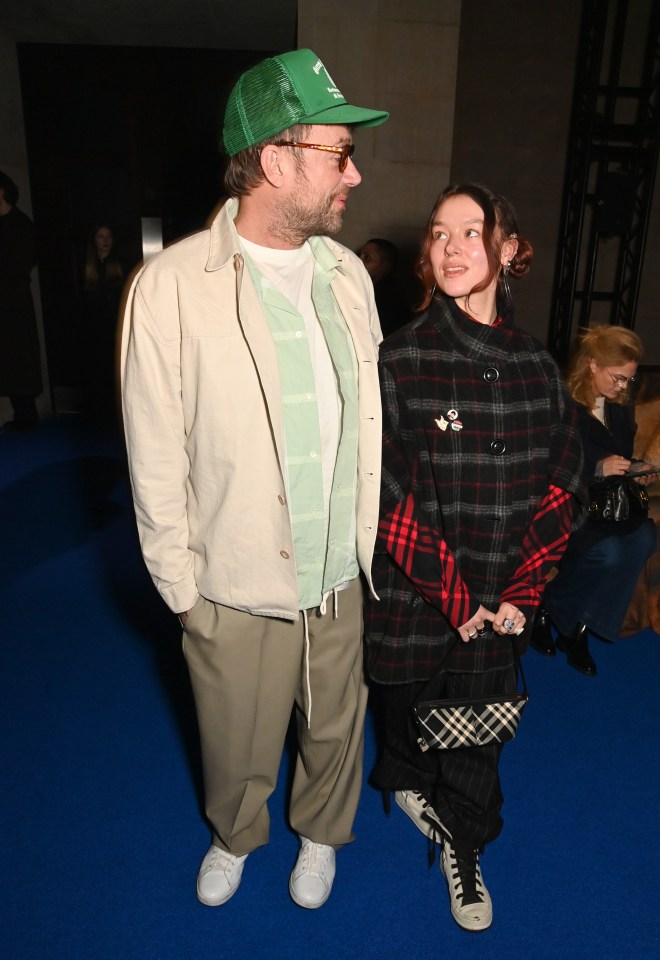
[379,492,474,627]
[500,484,576,610]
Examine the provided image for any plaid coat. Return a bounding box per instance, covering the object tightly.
[365,296,586,683]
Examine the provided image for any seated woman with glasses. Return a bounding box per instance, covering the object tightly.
[531,325,658,675]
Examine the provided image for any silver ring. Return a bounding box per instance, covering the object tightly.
[476,626,487,637]
[504,618,515,631]
[467,630,477,639]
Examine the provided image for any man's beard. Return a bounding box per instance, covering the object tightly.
[272,175,348,246]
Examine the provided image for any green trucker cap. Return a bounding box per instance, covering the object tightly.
[222,48,389,156]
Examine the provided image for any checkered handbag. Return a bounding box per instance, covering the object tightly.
[412,640,528,752]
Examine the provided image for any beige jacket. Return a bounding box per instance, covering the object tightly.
[120,199,382,617]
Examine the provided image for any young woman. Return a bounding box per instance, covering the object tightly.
[531,326,657,675]
[365,183,585,931]
[81,224,125,421]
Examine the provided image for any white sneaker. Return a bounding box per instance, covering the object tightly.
[441,840,492,932]
[196,845,248,906]
[289,837,336,909]
[395,789,449,839]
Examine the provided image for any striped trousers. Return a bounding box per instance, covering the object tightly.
[370,665,517,851]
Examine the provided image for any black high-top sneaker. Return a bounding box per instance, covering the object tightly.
[441,840,493,931]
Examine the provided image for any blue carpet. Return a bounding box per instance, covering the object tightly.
[2,415,659,959]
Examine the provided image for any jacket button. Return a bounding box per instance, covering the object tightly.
[490,439,506,455]
[484,367,499,382]
[278,494,286,505]
[280,550,290,559]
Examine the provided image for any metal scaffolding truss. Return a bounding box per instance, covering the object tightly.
[548,0,660,364]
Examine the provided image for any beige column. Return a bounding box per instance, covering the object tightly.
[298,0,462,269]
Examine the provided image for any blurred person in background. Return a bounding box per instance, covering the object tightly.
[531,325,657,676]
[358,237,411,337]
[0,170,42,433]
[81,223,125,423]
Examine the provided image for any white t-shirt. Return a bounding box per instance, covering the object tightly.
[239,236,341,510]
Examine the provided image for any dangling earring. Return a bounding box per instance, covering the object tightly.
[502,234,517,304]
[503,262,512,303]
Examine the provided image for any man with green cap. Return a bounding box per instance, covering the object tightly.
[121,48,388,910]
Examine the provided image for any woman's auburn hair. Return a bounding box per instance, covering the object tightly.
[84,225,123,291]
[414,182,533,312]
[567,324,643,409]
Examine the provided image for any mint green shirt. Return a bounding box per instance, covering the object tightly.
[243,239,359,609]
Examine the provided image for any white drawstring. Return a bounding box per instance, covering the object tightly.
[302,589,340,729]
[302,608,312,729]
[318,587,339,619]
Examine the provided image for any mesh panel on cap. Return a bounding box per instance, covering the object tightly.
[226,59,304,155]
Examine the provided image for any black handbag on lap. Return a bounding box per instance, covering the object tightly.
[412,637,528,752]
[588,475,649,523]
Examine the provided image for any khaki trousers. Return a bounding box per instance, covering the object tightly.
[181,578,367,856]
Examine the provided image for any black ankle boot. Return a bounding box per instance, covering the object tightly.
[530,609,556,657]
[556,623,596,677]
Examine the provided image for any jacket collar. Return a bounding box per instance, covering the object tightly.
[205,197,348,277]
[429,294,516,360]
[206,198,242,271]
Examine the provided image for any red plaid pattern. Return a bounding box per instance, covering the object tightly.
[365,297,586,683]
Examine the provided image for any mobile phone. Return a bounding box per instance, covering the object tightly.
[625,465,660,479]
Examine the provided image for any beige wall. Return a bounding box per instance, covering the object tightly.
[450,0,582,345]
[298,0,462,269]
[451,0,659,362]
[302,0,659,362]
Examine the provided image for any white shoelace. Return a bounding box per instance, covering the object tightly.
[204,848,245,876]
[297,841,332,878]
